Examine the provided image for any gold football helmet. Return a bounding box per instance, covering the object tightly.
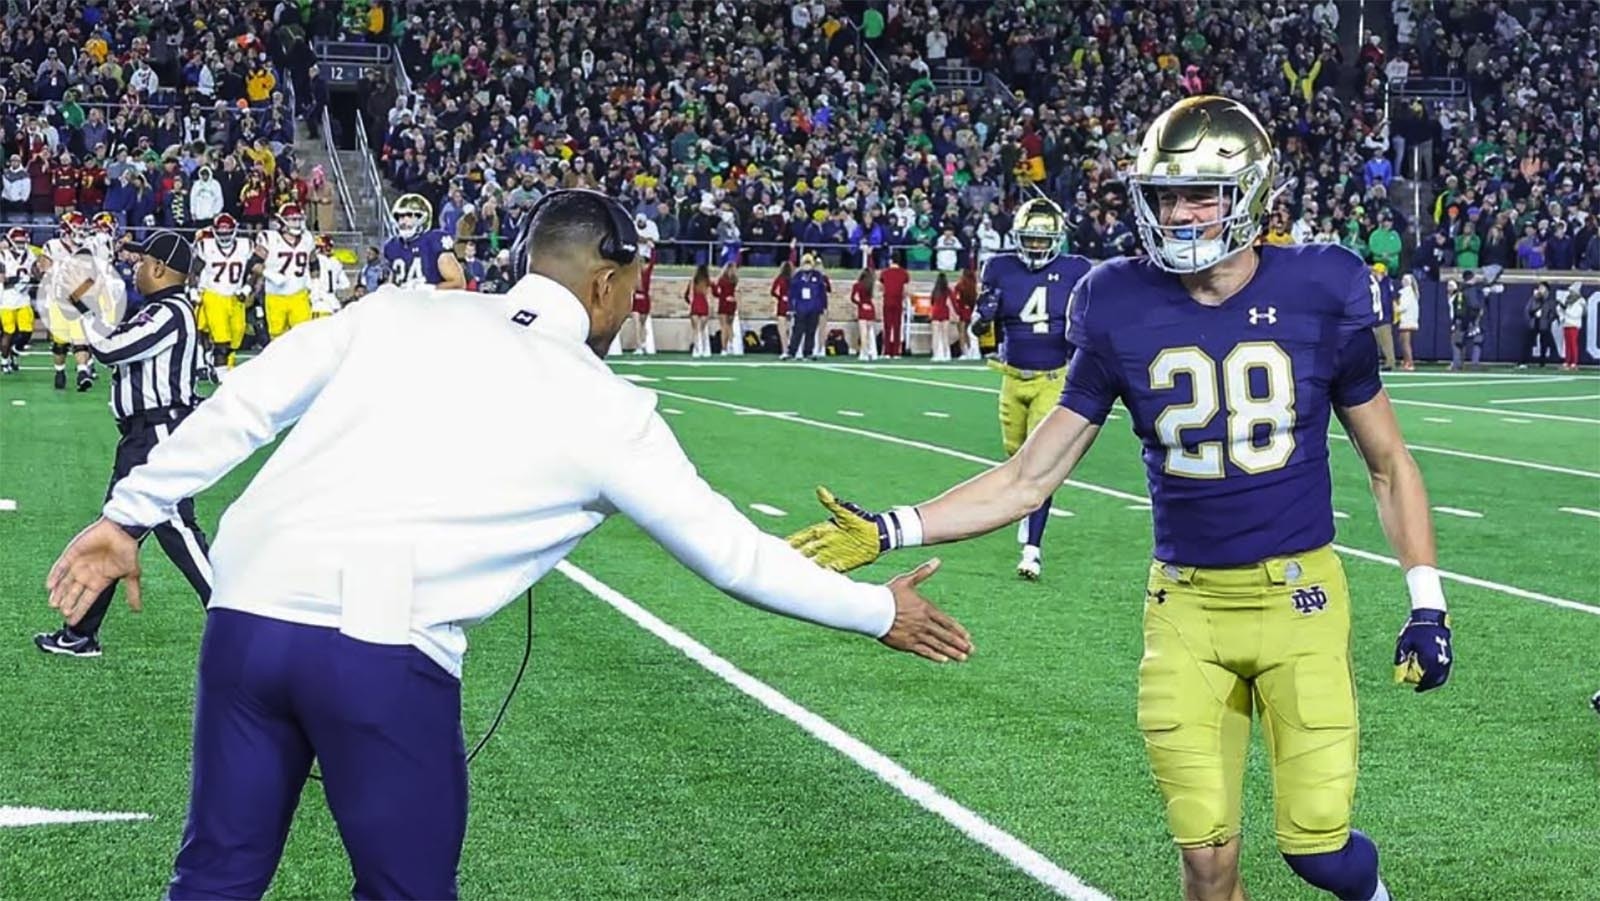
[392,193,433,239]
[1012,197,1065,270]
[1128,95,1279,273]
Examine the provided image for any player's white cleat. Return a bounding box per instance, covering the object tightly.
[1017,545,1041,581]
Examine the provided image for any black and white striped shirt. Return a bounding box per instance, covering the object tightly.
[82,285,201,421]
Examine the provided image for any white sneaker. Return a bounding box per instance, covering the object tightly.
[1016,545,1041,581]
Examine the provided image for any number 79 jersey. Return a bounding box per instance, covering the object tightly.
[257,230,316,296]
[1058,244,1383,566]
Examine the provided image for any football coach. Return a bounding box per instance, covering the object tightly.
[45,189,972,899]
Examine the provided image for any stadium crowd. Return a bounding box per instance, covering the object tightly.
[0,0,339,244]
[0,0,1595,280]
[356,0,1600,277]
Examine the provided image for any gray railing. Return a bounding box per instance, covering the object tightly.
[354,112,396,238]
[323,107,357,234]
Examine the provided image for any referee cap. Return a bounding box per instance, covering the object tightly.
[127,230,195,274]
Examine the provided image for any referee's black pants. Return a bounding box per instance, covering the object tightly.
[73,409,213,639]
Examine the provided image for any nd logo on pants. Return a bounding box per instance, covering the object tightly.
[265,290,311,338]
[1139,544,1359,856]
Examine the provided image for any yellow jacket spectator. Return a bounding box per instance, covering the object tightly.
[246,67,276,104]
[84,36,109,64]
[245,140,276,177]
[366,1,386,38]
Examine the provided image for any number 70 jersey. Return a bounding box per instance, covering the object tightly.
[197,237,254,296]
[1058,244,1383,567]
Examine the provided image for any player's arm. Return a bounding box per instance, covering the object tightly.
[434,248,465,289]
[1333,326,1453,692]
[971,260,1002,335]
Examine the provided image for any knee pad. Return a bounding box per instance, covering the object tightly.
[1283,830,1379,901]
[51,341,70,356]
[71,344,89,355]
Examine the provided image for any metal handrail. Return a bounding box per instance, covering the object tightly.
[354,111,396,237]
[323,106,357,233]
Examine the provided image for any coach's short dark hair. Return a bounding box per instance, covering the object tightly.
[525,190,618,269]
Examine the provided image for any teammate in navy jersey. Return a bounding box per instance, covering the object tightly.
[788,96,1452,901]
[382,194,466,290]
[972,197,1093,579]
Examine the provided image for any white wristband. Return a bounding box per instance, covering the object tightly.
[1404,565,1447,611]
[884,506,924,549]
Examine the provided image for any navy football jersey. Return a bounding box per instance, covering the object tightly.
[1059,244,1383,566]
[977,253,1094,371]
[382,229,455,287]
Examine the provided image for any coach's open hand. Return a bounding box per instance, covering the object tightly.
[46,518,142,627]
[882,558,971,663]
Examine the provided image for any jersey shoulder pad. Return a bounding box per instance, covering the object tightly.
[1067,257,1143,343]
[1269,243,1377,329]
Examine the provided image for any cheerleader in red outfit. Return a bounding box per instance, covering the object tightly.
[851,268,879,361]
[929,272,952,361]
[771,260,792,352]
[714,262,740,356]
[686,264,712,357]
[953,265,980,360]
[630,253,656,354]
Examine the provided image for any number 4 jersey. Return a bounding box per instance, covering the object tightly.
[1059,244,1383,566]
[197,237,254,296]
[978,252,1095,371]
[258,230,316,296]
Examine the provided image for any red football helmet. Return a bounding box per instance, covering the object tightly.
[277,203,305,236]
[5,226,28,246]
[58,210,90,241]
[213,213,239,251]
[314,234,334,255]
[92,211,117,235]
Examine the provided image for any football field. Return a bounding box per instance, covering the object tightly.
[2,356,1598,899]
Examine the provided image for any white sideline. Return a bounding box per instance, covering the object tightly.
[553,561,1111,901]
[1488,394,1600,405]
[818,366,1600,479]
[652,388,1600,619]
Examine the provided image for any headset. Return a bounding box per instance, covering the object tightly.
[508,188,640,280]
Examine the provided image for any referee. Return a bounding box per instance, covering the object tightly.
[34,230,213,658]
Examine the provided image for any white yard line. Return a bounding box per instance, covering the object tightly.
[0,806,152,828]
[1559,507,1600,520]
[661,408,684,415]
[654,388,1600,618]
[1422,417,1454,423]
[1048,508,1075,518]
[924,411,951,418]
[1488,394,1600,405]
[1432,506,1484,519]
[749,503,788,517]
[1388,398,1600,425]
[0,499,15,512]
[1499,418,1533,424]
[1326,434,1600,480]
[665,376,735,382]
[554,561,1111,901]
[837,410,865,417]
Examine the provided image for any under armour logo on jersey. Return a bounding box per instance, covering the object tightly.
[1047,273,1061,281]
[511,310,538,327]
[1291,585,1329,615]
[1248,306,1278,325]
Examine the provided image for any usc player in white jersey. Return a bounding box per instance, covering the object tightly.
[310,235,349,318]
[0,227,35,374]
[252,203,316,339]
[37,211,100,391]
[197,214,255,371]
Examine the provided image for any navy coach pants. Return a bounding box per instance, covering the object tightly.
[168,609,467,900]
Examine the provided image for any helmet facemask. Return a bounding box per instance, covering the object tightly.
[1129,161,1279,274]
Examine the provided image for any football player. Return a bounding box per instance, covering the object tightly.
[971,197,1093,580]
[37,211,99,390]
[197,214,255,372]
[0,227,34,373]
[787,96,1451,901]
[252,204,318,339]
[310,235,350,318]
[382,193,465,290]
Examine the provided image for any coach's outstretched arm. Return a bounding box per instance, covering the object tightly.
[787,406,1102,572]
[46,310,360,624]
[598,391,973,664]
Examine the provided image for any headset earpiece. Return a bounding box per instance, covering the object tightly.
[508,189,640,283]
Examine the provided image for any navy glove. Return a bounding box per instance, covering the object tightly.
[1394,609,1452,692]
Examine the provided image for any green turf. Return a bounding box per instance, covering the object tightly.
[2,357,1598,899]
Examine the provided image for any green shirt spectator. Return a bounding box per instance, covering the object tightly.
[1367,223,1402,271]
[1455,228,1481,269]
